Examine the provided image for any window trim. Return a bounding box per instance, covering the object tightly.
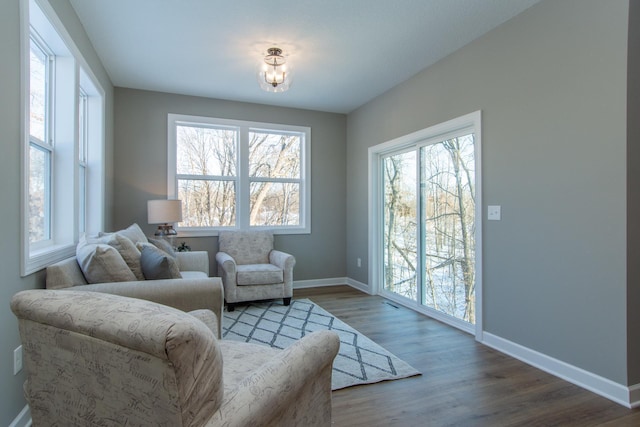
[168,113,311,236]
[368,110,483,338]
[20,0,106,276]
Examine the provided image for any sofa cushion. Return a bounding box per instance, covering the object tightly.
[139,243,181,280]
[180,271,208,279]
[236,264,283,286]
[76,239,137,284]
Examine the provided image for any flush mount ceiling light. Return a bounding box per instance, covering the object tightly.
[258,47,292,93]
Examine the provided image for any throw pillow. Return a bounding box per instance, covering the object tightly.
[76,238,137,284]
[138,243,182,280]
[149,237,177,257]
[101,233,145,280]
[101,223,148,245]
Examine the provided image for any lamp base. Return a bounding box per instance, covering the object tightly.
[154,224,177,237]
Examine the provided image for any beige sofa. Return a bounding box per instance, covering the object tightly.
[46,250,224,338]
[11,289,340,426]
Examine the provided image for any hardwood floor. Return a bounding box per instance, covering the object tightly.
[293,286,640,427]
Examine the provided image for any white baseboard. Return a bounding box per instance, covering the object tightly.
[629,383,640,408]
[9,405,31,427]
[482,332,635,408]
[293,277,349,289]
[293,277,372,294]
[345,277,371,294]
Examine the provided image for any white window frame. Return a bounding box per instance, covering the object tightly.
[27,34,53,250]
[168,113,311,236]
[368,111,483,339]
[20,0,105,276]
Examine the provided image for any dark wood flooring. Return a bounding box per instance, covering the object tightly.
[293,285,640,427]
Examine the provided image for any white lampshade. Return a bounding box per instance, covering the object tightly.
[147,199,182,224]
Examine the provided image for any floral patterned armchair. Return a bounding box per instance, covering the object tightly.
[11,289,339,426]
[216,230,295,311]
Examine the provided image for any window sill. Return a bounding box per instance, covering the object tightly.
[22,242,76,276]
[176,226,311,237]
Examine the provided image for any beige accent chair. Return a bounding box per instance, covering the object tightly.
[11,289,340,427]
[216,230,295,311]
[46,250,224,337]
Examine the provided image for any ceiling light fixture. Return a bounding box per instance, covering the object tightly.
[258,47,291,93]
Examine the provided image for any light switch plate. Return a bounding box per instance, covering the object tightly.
[488,205,501,221]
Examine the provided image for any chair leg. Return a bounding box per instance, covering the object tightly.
[283,297,291,306]
[227,302,236,312]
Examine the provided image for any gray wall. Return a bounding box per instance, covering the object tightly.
[0,0,114,424]
[113,88,347,281]
[347,0,630,384]
[627,0,640,386]
[1,0,637,422]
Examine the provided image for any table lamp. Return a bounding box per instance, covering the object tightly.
[147,199,182,236]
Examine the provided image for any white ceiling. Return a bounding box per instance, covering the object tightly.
[69,0,541,114]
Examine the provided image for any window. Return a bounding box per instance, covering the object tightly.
[21,0,105,275]
[28,36,52,247]
[369,111,483,336]
[168,114,311,235]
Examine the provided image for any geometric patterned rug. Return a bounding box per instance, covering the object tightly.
[222,298,421,390]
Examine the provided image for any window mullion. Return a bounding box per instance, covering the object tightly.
[238,126,249,230]
[176,173,235,182]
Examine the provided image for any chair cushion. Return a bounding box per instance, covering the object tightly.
[189,309,218,335]
[236,264,283,286]
[218,340,279,391]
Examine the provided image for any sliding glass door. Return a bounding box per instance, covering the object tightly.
[383,150,418,300]
[419,135,476,324]
[376,113,481,333]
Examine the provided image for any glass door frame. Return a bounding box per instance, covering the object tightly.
[368,111,483,339]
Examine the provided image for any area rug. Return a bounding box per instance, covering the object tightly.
[222,298,421,390]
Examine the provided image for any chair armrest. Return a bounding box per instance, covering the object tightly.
[210,330,339,426]
[176,251,209,275]
[270,250,296,292]
[269,250,295,271]
[215,251,237,295]
[70,277,224,339]
[215,251,236,273]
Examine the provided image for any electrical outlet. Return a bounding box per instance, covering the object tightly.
[14,345,22,375]
[357,258,362,268]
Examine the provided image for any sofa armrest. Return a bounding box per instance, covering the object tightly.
[210,330,339,426]
[176,251,209,275]
[70,277,224,339]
